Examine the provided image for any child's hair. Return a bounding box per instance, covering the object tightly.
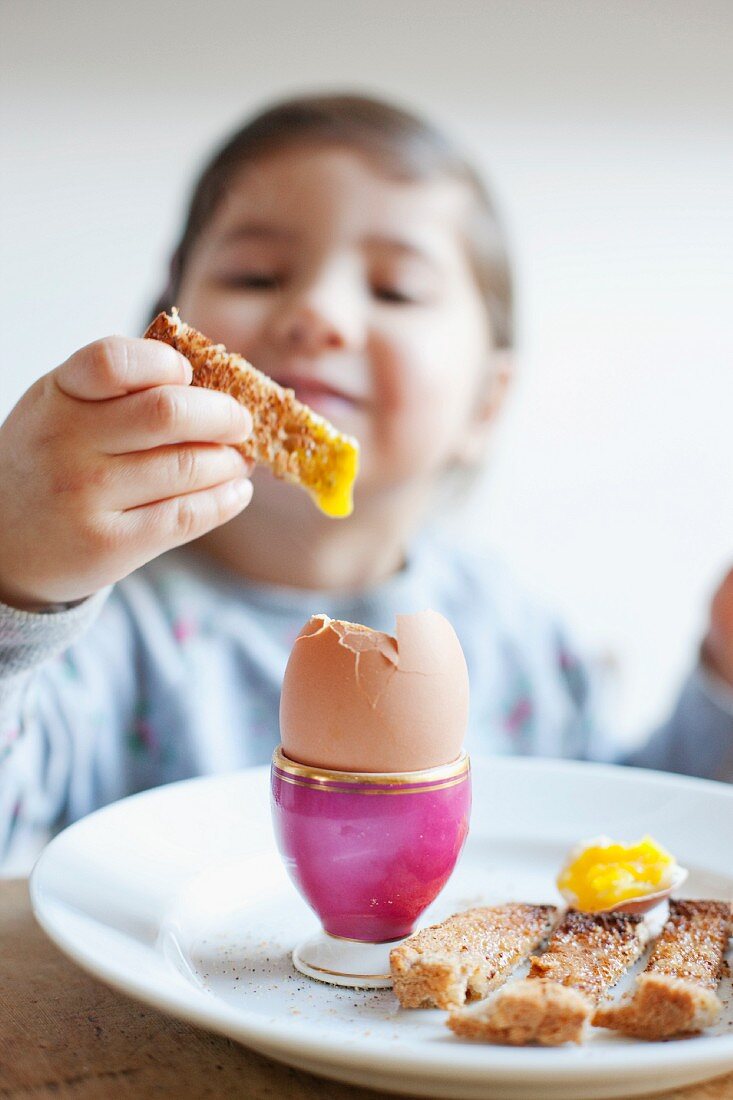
[150,92,513,349]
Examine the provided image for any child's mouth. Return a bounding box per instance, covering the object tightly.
[279,378,362,418]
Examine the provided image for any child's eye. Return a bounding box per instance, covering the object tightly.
[371,285,419,306]
[222,272,282,291]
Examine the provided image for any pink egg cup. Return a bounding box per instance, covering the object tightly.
[270,746,471,988]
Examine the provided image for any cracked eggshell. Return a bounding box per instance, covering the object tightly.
[279,610,469,772]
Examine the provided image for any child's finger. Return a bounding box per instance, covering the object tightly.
[120,478,254,553]
[107,444,252,510]
[93,385,252,453]
[56,337,192,401]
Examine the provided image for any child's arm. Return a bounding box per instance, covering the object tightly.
[0,561,219,871]
[701,567,733,688]
[0,334,255,867]
[476,554,733,781]
[0,335,253,611]
[0,589,138,871]
[542,609,733,782]
[624,568,733,780]
[623,673,733,780]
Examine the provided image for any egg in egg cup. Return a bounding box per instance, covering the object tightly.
[272,610,472,987]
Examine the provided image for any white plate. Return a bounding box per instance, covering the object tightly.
[30,757,733,1100]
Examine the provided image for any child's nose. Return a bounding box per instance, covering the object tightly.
[282,308,346,353]
[270,269,364,355]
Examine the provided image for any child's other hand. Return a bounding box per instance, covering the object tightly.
[702,567,733,688]
[0,337,253,611]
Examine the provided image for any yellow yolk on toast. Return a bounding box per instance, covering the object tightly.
[145,310,359,518]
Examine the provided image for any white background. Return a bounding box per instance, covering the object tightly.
[2,0,732,742]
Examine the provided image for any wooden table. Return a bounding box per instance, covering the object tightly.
[1,879,732,1099]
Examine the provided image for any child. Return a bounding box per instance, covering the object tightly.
[0,93,731,871]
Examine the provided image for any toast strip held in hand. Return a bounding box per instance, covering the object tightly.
[448,908,651,1045]
[593,899,732,1039]
[144,310,359,517]
[390,904,558,1010]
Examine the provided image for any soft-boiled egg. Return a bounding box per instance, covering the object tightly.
[556,834,688,914]
[279,610,469,772]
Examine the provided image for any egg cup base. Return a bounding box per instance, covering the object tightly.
[292,930,399,989]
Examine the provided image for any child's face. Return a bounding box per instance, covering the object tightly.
[177,146,503,504]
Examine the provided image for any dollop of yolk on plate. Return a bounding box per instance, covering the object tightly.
[556,835,676,912]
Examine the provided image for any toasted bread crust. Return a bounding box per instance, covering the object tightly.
[390,904,557,1010]
[594,973,722,1039]
[593,900,731,1039]
[448,978,592,1046]
[447,909,650,1045]
[527,908,650,1001]
[144,310,358,516]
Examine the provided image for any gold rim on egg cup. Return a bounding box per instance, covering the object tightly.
[272,745,469,788]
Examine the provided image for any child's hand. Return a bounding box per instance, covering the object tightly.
[702,568,733,688]
[0,337,254,611]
